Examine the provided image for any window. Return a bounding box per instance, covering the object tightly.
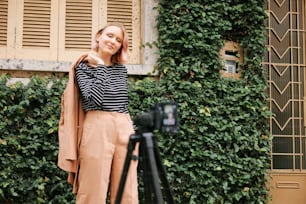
[219,41,243,79]
[0,0,141,65]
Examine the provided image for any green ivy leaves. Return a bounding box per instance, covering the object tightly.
[154,0,271,203]
[0,75,74,203]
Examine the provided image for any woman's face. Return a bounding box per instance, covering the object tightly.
[97,25,123,57]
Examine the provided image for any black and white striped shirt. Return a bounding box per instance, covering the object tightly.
[75,62,129,113]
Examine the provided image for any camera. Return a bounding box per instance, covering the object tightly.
[133,102,179,134]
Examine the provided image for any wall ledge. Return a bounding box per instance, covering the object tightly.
[0,58,156,76]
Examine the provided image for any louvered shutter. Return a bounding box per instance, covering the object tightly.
[65,0,92,49]
[0,0,8,58]
[13,0,58,60]
[0,0,8,46]
[57,0,96,61]
[59,0,140,64]
[107,0,140,63]
[107,0,132,50]
[23,0,51,48]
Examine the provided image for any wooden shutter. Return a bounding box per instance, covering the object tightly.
[107,0,133,50]
[57,0,95,61]
[0,0,8,46]
[23,0,51,48]
[59,0,140,64]
[107,0,140,63]
[65,0,92,49]
[13,0,58,60]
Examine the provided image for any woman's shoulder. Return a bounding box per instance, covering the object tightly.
[113,62,125,67]
[112,62,126,69]
[76,61,89,70]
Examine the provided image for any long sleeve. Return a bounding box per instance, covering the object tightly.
[75,62,129,113]
[75,62,109,107]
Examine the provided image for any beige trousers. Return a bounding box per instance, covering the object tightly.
[76,111,138,204]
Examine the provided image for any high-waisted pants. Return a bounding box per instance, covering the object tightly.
[76,110,139,204]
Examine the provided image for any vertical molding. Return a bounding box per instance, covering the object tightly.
[14,0,23,53]
[131,0,141,64]
[141,0,158,71]
[50,0,59,55]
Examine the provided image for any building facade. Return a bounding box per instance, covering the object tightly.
[1,0,306,203]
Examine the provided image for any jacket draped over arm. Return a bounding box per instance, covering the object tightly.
[57,54,87,193]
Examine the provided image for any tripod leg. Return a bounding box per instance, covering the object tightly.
[153,139,175,204]
[115,134,140,204]
[142,132,164,204]
[141,143,154,203]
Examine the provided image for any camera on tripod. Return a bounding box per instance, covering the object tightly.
[133,102,179,134]
[115,102,178,204]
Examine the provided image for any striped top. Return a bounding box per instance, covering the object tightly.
[75,62,129,113]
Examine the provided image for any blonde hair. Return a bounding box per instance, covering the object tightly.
[92,22,129,64]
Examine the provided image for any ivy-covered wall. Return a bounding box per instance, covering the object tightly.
[150,0,271,203]
[0,0,271,203]
[0,75,74,203]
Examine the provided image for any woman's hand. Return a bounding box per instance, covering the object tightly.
[85,51,104,67]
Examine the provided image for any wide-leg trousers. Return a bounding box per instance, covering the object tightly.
[76,110,139,204]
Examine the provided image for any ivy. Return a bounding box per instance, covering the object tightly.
[0,75,74,203]
[153,0,271,203]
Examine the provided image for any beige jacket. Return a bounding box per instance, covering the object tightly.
[57,54,87,193]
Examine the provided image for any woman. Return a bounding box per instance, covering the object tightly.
[74,22,138,204]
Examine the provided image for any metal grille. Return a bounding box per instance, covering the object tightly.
[264,0,306,170]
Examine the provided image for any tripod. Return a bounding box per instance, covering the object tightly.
[115,131,175,204]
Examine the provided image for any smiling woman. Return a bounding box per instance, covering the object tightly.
[92,22,130,66]
[57,22,139,204]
